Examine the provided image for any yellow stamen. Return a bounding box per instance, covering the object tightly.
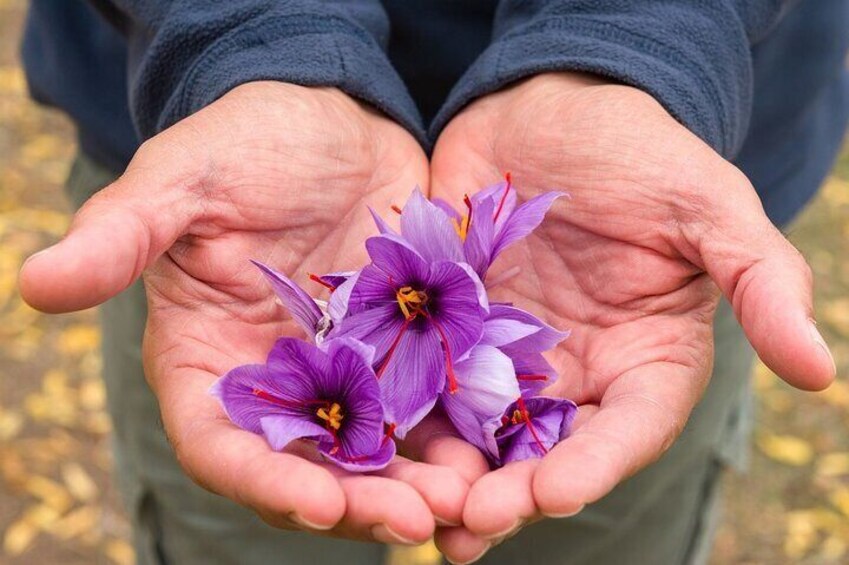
[395,286,428,320]
[452,215,471,241]
[317,402,344,430]
[510,409,526,425]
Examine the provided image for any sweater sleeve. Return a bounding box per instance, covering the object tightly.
[431,0,794,157]
[101,0,424,143]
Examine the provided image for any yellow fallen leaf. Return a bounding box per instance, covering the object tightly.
[829,487,849,519]
[49,506,100,541]
[23,504,61,530]
[25,476,73,513]
[78,378,106,411]
[104,538,135,565]
[817,452,849,477]
[0,409,23,440]
[57,324,101,356]
[61,463,98,502]
[3,517,38,556]
[757,434,814,466]
[785,510,819,559]
[819,535,848,561]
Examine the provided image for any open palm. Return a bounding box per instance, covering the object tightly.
[428,73,836,562]
[20,82,470,544]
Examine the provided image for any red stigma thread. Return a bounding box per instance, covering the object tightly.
[382,423,397,446]
[424,313,459,394]
[493,172,512,222]
[252,389,327,409]
[376,318,413,379]
[517,374,548,382]
[516,397,548,455]
[308,273,336,292]
[390,204,403,215]
[463,194,473,229]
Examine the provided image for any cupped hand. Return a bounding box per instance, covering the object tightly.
[428,72,836,563]
[19,82,471,544]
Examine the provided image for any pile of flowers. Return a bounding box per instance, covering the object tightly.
[211,176,577,471]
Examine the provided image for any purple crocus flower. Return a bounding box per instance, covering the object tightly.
[210,337,395,472]
[440,304,569,458]
[432,174,565,277]
[251,261,332,342]
[495,397,578,465]
[333,233,488,438]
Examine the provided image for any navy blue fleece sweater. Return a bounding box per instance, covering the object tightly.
[21,0,849,225]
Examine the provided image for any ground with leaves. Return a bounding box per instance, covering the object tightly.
[1,1,847,564]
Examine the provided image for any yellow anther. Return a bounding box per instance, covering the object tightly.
[452,215,471,241]
[395,286,428,320]
[317,402,344,430]
[510,409,526,425]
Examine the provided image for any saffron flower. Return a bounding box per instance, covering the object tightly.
[211,337,395,472]
[252,261,332,342]
[334,233,488,438]
[496,397,578,464]
[432,174,565,277]
[440,305,569,458]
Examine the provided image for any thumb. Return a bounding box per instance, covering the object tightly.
[695,171,836,391]
[19,146,203,313]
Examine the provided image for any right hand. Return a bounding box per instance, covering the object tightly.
[19,82,473,544]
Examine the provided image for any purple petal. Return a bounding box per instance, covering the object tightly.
[368,206,398,236]
[454,261,490,313]
[321,437,396,472]
[442,346,520,457]
[473,180,517,233]
[375,324,444,438]
[210,364,296,434]
[427,261,487,361]
[364,234,429,286]
[323,336,376,368]
[497,397,577,465]
[319,271,356,290]
[266,338,331,401]
[492,192,565,259]
[400,188,464,263]
[511,352,558,396]
[327,271,360,325]
[489,304,570,353]
[252,261,322,339]
[431,198,462,222]
[260,414,331,451]
[463,195,495,277]
[480,317,542,348]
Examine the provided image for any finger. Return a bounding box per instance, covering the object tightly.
[533,361,704,517]
[693,169,835,391]
[19,138,203,313]
[377,457,469,526]
[463,459,540,539]
[328,472,435,545]
[157,367,347,530]
[401,414,491,485]
[435,526,491,565]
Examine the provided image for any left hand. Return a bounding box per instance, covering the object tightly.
[427,72,836,563]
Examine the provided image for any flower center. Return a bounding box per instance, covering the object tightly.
[503,397,548,455]
[396,286,428,320]
[316,402,344,430]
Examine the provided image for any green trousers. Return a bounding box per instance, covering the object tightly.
[67,153,754,565]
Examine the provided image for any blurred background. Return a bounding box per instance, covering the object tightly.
[0,0,847,563]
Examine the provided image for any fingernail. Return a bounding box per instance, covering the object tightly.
[371,523,417,545]
[487,518,523,541]
[22,246,55,267]
[447,544,492,565]
[809,320,837,377]
[287,512,333,531]
[435,516,461,527]
[545,503,585,519]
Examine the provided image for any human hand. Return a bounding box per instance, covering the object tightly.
[428,72,836,562]
[19,82,472,544]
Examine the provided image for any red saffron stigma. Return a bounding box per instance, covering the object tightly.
[382,422,397,446]
[376,318,413,379]
[424,313,459,394]
[390,204,403,215]
[493,172,512,222]
[517,374,548,382]
[516,397,548,455]
[252,388,303,409]
[463,194,473,228]
[308,273,336,292]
